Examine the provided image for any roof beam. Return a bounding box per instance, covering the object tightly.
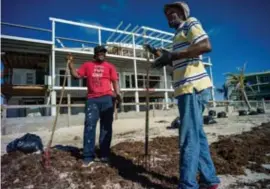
[50,18,172,43]
[120,26,139,44]
[113,23,131,43]
[1,22,51,33]
[106,21,123,42]
[149,34,168,46]
[141,26,174,36]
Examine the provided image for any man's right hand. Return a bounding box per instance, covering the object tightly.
[151,49,173,69]
[66,53,74,65]
[143,44,157,55]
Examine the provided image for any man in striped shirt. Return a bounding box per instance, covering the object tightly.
[147,2,220,189]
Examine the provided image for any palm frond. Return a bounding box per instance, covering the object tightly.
[226,73,240,82]
[245,84,256,93]
[216,88,224,93]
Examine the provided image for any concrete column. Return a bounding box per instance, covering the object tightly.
[98,29,102,45]
[163,67,169,109]
[256,75,260,92]
[208,57,216,107]
[135,91,139,112]
[45,93,51,116]
[51,90,57,116]
[67,93,71,127]
[51,21,56,115]
[52,21,56,87]
[132,34,140,112]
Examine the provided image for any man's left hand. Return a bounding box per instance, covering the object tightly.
[151,49,172,69]
[115,93,122,104]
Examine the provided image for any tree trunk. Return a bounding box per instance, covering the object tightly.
[241,88,252,111]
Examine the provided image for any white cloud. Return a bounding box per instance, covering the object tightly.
[79,20,102,35]
[100,0,127,13]
[208,27,221,36]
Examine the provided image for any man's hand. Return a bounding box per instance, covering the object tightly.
[113,92,122,104]
[151,49,173,69]
[115,93,122,104]
[66,53,81,79]
[66,53,74,65]
[143,44,157,55]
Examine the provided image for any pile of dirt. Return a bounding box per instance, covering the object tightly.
[231,179,270,189]
[211,122,270,175]
[2,122,270,189]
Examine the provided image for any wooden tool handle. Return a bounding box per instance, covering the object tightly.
[47,61,69,149]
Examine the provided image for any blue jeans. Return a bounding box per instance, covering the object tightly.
[83,95,114,162]
[176,88,220,189]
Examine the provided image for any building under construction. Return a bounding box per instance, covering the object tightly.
[1,17,215,117]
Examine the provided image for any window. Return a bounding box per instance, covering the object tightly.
[260,85,270,93]
[131,75,135,87]
[260,76,270,83]
[117,72,121,87]
[82,78,87,87]
[245,76,257,85]
[149,76,161,88]
[71,76,80,87]
[124,74,135,88]
[59,70,68,86]
[12,69,36,85]
[26,73,34,84]
[124,73,161,89]
[125,75,131,88]
[137,75,145,88]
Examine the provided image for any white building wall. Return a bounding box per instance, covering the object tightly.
[53,61,171,89]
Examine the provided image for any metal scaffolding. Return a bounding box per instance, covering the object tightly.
[49,17,180,113]
[1,17,215,115]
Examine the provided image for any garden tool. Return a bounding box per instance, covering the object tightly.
[114,100,118,120]
[42,42,69,168]
[136,34,156,170]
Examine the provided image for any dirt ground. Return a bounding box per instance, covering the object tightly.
[2,122,270,189]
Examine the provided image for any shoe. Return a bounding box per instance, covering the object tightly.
[208,185,218,189]
[200,184,219,189]
[81,160,94,168]
[100,157,110,164]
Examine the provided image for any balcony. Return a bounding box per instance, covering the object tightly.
[53,73,174,91]
[1,68,47,97]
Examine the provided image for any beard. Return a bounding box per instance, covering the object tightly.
[168,19,182,29]
[95,55,105,62]
[167,13,184,29]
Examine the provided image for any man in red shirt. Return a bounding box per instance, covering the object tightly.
[67,45,121,167]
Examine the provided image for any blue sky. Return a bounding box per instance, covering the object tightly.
[2,0,270,100]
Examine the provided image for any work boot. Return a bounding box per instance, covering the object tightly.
[100,157,110,164]
[200,184,219,189]
[82,160,94,168]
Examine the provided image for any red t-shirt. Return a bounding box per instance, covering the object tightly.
[76,61,118,98]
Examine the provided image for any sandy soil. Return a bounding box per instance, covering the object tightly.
[1,113,270,188]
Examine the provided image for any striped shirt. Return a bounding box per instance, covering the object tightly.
[172,17,213,97]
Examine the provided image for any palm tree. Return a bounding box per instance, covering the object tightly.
[216,83,230,100]
[225,64,255,111]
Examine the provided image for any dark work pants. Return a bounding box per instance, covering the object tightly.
[83,95,115,162]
